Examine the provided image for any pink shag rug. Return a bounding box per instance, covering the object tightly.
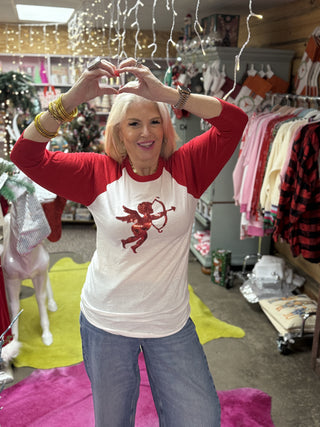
[1,353,274,427]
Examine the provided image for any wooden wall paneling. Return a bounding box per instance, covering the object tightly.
[239,0,320,45]
[238,0,320,88]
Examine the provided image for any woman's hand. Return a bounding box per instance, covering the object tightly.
[62,59,120,112]
[23,58,121,143]
[116,58,223,119]
[117,58,177,105]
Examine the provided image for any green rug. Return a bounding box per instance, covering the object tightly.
[14,258,244,369]
[188,285,245,344]
[14,257,88,369]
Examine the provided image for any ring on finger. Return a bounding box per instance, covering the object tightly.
[87,56,102,71]
[135,58,143,68]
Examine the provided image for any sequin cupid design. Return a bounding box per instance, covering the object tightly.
[116,197,176,253]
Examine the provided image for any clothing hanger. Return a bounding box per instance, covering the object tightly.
[258,64,265,78]
[265,64,274,79]
[247,63,257,76]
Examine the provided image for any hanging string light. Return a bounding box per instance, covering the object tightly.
[5,25,9,54]
[166,0,177,66]
[118,0,128,61]
[148,0,161,68]
[117,0,128,62]
[105,1,113,56]
[2,0,265,88]
[114,0,122,60]
[223,0,263,100]
[29,26,34,49]
[127,0,143,58]
[43,25,47,54]
[66,0,198,62]
[52,24,59,55]
[193,0,205,56]
[17,25,22,54]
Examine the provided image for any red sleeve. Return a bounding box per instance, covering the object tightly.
[168,99,248,198]
[10,135,120,206]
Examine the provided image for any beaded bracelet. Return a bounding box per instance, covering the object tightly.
[34,112,59,139]
[48,95,78,124]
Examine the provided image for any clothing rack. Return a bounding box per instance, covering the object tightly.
[234,92,320,277]
[268,92,320,108]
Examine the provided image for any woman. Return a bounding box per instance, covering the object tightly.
[11,57,248,426]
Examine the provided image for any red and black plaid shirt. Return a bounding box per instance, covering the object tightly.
[273,122,320,263]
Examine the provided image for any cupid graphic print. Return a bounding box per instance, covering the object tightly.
[116,197,176,253]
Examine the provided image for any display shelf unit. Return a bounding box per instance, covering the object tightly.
[0,53,172,84]
[0,53,172,113]
[0,53,123,116]
[190,235,211,268]
[190,187,212,268]
[176,46,295,267]
[61,201,94,224]
[0,53,115,86]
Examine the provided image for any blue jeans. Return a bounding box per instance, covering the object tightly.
[80,313,221,427]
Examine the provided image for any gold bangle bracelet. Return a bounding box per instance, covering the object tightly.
[48,102,64,124]
[52,95,78,122]
[48,95,78,124]
[34,112,59,139]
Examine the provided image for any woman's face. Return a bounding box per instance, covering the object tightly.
[119,100,164,172]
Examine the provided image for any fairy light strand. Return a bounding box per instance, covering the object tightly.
[193,0,205,56]
[115,0,122,60]
[18,25,21,54]
[119,0,128,61]
[107,1,115,57]
[5,25,9,53]
[148,0,161,69]
[127,0,143,58]
[43,25,47,54]
[223,0,263,100]
[1,1,262,85]
[166,0,177,66]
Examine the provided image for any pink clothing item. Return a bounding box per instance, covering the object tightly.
[239,113,274,217]
[233,107,303,239]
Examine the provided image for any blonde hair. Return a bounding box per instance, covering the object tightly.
[104,93,178,163]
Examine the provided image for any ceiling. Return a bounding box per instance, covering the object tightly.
[2,0,296,31]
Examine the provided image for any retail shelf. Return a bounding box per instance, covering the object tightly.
[190,235,211,268]
[194,211,210,228]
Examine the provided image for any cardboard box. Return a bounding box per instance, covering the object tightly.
[211,249,232,288]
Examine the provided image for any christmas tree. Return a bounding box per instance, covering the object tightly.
[63,102,102,153]
[0,71,40,157]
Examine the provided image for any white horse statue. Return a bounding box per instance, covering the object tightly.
[1,179,57,349]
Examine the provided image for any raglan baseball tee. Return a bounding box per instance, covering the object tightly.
[11,99,247,338]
